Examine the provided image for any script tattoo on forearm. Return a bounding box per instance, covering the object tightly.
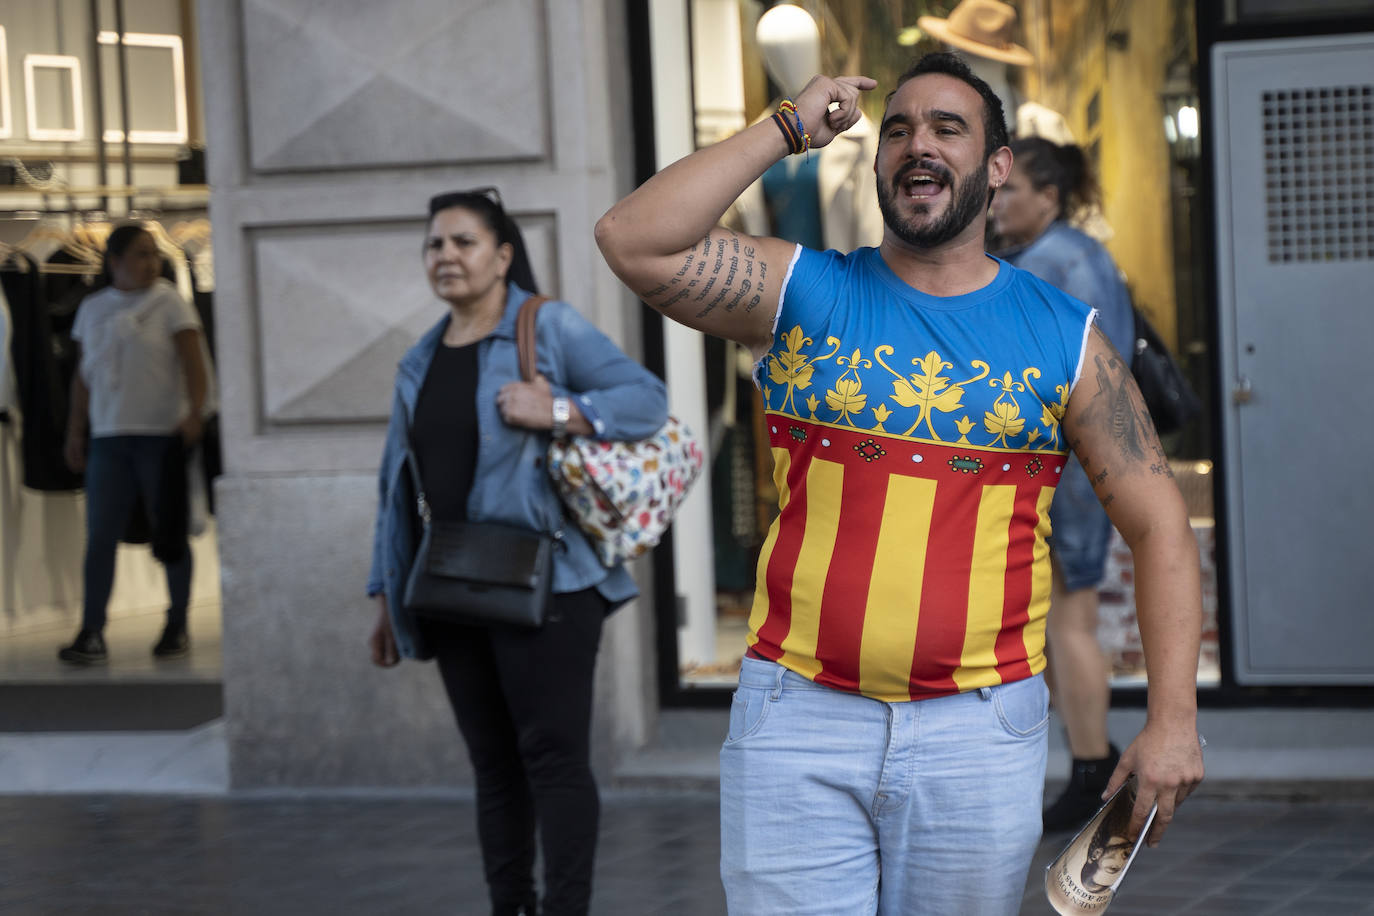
[636,231,767,318]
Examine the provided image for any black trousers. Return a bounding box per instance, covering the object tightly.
[426,587,607,916]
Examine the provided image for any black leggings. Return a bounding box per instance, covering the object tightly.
[426,587,607,916]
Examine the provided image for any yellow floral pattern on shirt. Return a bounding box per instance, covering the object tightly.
[767,324,1070,452]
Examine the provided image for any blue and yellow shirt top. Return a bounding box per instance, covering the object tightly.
[750,246,1096,702]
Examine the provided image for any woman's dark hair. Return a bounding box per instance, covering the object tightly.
[95,222,154,289]
[426,188,539,294]
[1009,137,1101,223]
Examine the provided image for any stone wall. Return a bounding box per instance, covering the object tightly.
[198,0,652,788]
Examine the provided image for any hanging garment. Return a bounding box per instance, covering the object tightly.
[0,281,15,419]
[2,253,83,491]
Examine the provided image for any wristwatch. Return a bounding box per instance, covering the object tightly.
[551,396,571,439]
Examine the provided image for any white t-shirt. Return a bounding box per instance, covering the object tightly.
[71,278,203,437]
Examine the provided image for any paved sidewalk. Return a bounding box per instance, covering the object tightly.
[2,790,1373,914]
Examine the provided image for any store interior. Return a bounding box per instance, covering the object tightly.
[672,0,1220,694]
[1,0,1224,725]
[0,0,222,729]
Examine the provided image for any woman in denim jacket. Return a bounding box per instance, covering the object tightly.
[991,139,1136,833]
[366,188,667,916]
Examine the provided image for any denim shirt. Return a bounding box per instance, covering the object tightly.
[367,284,669,660]
[999,220,1135,359]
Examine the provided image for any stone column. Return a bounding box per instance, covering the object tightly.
[197,0,654,787]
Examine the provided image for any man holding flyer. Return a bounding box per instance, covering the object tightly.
[597,50,1205,915]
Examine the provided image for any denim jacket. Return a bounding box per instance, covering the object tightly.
[999,220,1135,359]
[367,284,669,660]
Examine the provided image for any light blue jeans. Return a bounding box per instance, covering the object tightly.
[720,656,1048,916]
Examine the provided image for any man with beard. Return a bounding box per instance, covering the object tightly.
[596,52,1204,916]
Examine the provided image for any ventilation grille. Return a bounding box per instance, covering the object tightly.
[1263,85,1373,263]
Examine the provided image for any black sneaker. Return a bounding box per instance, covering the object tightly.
[152,625,190,659]
[1043,744,1121,832]
[58,629,108,665]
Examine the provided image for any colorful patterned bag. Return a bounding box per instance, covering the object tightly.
[517,297,705,566]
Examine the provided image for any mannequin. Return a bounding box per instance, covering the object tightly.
[727,3,883,252]
[965,55,1021,137]
[755,3,818,92]
[1017,100,1076,146]
[917,0,1032,136]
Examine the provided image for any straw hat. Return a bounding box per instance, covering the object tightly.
[917,0,1034,67]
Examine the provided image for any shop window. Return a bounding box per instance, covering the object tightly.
[668,0,1217,696]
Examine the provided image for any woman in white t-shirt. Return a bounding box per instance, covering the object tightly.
[58,224,209,665]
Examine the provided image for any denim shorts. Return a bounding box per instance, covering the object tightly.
[1049,455,1114,591]
[720,657,1048,915]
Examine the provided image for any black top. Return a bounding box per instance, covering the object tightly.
[411,342,480,522]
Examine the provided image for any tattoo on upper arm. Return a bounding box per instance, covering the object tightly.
[635,232,767,319]
[1087,352,1147,461]
[1074,333,1175,483]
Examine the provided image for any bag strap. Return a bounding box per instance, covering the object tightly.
[516,295,549,382]
[396,405,431,528]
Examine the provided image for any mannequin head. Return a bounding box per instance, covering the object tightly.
[962,55,1017,135]
[756,3,820,97]
[916,0,1030,127]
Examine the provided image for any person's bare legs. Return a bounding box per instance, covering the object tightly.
[1042,556,1119,830]
[1045,559,1111,759]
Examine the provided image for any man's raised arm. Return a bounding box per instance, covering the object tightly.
[1061,325,1206,847]
[595,75,876,356]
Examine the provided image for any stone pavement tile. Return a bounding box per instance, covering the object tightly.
[1103,895,1199,915]
[1176,896,1293,915]
[3,794,1374,914]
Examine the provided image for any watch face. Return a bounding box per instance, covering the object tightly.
[552,397,571,437]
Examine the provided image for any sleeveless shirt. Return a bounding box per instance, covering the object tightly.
[750,245,1095,701]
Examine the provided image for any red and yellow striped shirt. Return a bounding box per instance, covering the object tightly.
[748,247,1093,701]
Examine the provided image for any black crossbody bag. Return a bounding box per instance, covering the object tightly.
[401,299,558,628]
[1130,306,1202,436]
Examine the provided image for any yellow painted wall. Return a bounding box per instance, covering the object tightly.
[1019,0,1180,345]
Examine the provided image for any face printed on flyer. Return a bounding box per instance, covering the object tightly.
[1045,776,1156,915]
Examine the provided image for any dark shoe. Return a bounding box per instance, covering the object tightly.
[58,629,108,665]
[1043,744,1121,832]
[152,625,190,659]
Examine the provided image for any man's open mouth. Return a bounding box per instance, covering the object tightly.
[897,164,950,199]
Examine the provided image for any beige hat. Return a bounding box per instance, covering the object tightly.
[917,0,1034,67]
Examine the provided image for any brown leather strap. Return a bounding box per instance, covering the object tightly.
[516,295,549,382]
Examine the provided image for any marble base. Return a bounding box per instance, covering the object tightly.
[216,473,468,789]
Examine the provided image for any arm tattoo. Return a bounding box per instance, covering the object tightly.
[637,233,712,308]
[637,232,768,319]
[1084,352,1148,462]
[1093,354,1148,461]
[1074,329,1174,481]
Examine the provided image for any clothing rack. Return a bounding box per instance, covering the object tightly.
[0,185,211,222]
